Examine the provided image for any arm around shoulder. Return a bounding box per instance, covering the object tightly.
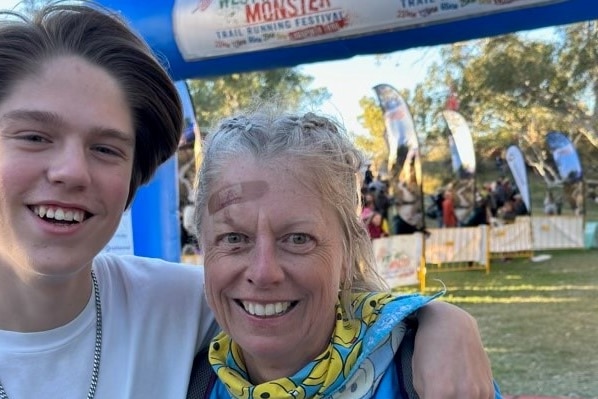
[412,301,497,399]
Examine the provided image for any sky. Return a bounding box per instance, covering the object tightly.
[299,48,441,137]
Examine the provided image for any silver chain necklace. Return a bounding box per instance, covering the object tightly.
[0,270,103,399]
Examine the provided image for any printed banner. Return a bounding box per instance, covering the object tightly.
[441,110,477,224]
[505,145,531,213]
[546,131,584,216]
[372,233,422,288]
[546,131,583,182]
[173,0,558,60]
[373,84,419,176]
[373,83,423,233]
[442,110,476,176]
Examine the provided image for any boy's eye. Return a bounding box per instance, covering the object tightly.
[93,145,119,156]
[20,133,49,143]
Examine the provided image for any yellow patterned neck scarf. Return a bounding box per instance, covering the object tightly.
[208,292,396,399]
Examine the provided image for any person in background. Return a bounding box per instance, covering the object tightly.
[191,107,501,398]
[367,211,389,239]
[433,189,445,227]
[363,164,374,188]
[442,189,458,228]
[544,190,557,215]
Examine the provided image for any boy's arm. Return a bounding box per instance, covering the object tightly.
[413,301,495,399]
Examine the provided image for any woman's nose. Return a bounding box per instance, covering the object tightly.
[247,238,285,286]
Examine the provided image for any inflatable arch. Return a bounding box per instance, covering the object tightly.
[97,0,598,261]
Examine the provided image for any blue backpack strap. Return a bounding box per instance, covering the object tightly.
[186,348,217,399]
[396,321,420,399]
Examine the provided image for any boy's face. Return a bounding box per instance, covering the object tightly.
[0,55,134,279]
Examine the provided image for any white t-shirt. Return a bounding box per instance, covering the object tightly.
[0,254,219,398]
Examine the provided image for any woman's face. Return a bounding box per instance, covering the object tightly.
[201,157,345,375]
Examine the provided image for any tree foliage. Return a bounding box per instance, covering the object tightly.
[358,22,598,186]
[355,96,387,172]
[187,68,329,132]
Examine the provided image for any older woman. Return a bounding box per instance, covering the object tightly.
[192,108,501,398]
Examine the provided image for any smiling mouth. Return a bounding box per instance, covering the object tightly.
[237,300,298,317]
[30,205,91,224]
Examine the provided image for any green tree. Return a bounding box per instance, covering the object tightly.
[187,68,329,131]
[355,96,387,173]
[403,26,598,184]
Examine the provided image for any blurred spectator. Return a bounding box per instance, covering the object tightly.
[442,190,457,227]
[367,212,389,240]
[512,194,528,216]
[368,175,386,194]
[374,186,391,225]
[363,164,374,188]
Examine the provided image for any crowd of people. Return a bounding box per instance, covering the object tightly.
[360,170,427,238]
[427,176,530,228]
[361,169,535,239]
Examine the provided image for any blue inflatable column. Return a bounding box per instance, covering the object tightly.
[131,156,181,262]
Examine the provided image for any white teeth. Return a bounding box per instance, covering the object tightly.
[38,205,47,218]
[32,206,85,223]
[242,301,291,317]
[64,210,74,221]
[54,209,65,221]
[275,302,284,314]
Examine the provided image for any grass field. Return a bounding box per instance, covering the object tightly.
[410,249,598,398]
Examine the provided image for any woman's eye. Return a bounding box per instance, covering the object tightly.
[287,233,311,245]
[224,233,244,244]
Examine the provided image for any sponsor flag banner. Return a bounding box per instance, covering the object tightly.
[442,110,476,176]
[373,84,419,176]
[506,145,531,214]
[441,110,477,225]
[173,0,559,60]
[546,131,583,182]
[546,131,584,216]
[448,135,461,175]
[374,83,424,234]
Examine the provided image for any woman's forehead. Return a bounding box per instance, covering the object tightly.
[207,180,269,215]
